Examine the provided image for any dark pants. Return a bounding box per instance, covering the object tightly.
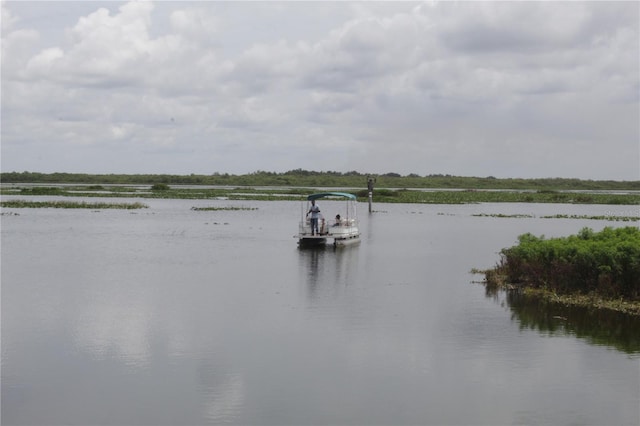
[310,218,319,234]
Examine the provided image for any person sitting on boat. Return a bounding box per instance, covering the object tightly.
[333,214,342,226]
[306,200,321,235]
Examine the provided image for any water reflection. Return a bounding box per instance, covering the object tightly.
[298,245,361,303]
[73,293,154,367]
[198,362,245,424]
[487,288,640,354]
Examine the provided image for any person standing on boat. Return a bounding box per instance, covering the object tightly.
[306,200,321,235]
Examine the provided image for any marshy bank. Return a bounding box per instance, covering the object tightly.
[481,226,640,316]
[2,183,640,205]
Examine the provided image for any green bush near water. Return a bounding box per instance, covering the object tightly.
[489,227,640,302]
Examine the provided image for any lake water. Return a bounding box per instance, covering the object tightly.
[2,197,639,425]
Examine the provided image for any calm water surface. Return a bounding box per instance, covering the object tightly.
[2,197,639,425]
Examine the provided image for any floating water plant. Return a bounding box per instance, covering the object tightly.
[191,206,258,211]
[472,213,640,221]
[540,214,640,222]
[0,200,148,209]
[473,213,535,218]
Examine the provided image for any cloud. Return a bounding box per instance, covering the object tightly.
[1,1,638,179]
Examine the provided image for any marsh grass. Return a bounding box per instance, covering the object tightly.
[2,185,639,205]
[1,200,148,209]
[389,190,640,205]
[473,213,640,221]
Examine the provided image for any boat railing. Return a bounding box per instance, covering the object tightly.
[299,218,328,235]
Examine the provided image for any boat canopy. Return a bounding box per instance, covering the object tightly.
[307,192,356,201]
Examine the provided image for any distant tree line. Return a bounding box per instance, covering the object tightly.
[1,170,639,190]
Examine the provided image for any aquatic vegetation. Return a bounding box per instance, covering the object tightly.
[473,213,535,218]
[473,213,640,221]
[540,214,639,222]
[485,227,640,315]
[191,206,257,211]
[151,183,170,191]
[358,189,640,205]
[0,200,148,209]
[19,186,64,195]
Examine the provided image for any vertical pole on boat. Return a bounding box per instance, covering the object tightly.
[367,176,375,213]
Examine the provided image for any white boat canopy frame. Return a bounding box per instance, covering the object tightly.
[305,192,357,223]
[306,192,357,201]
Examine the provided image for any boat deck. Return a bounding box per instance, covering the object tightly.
[296,232,360,247]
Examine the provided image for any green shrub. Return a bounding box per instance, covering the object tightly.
[499,227,640,299]
[151,183,170,191]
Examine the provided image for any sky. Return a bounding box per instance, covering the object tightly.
[1,1,639,180]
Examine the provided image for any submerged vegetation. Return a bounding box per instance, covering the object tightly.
[484,227,640,315]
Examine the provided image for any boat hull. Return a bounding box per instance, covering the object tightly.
[333,235,360,247]
[296,231,360,247]
[297,235,327,247]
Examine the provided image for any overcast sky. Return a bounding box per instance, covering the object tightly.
[2,1,638,179]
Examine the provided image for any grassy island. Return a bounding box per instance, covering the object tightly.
[484,227,640,315]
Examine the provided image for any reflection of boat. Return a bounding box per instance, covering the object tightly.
[295,192,360,247]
